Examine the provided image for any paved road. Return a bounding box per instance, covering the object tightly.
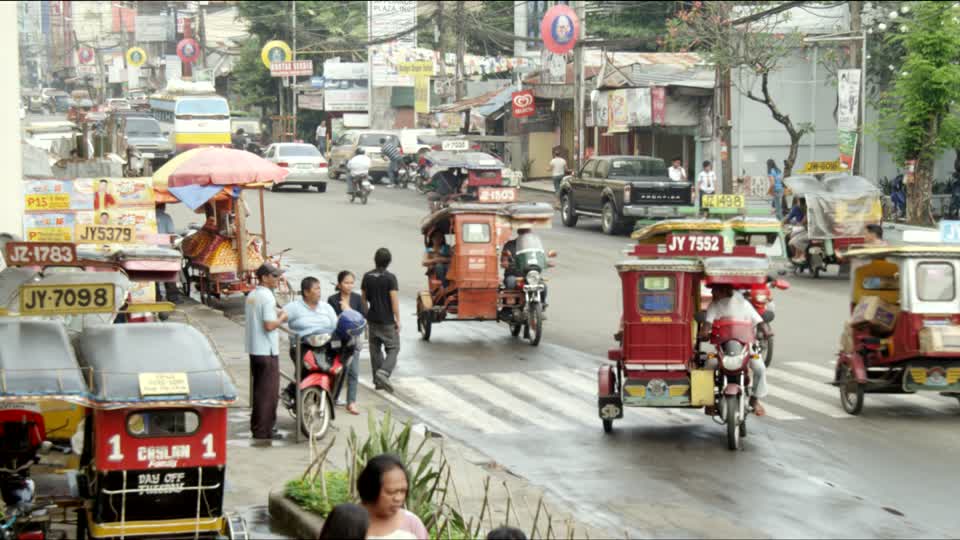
[173,180,958,538]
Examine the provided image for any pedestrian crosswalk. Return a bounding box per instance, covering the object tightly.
[382,361,960,436]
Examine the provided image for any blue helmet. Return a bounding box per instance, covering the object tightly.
[336,309,366,341]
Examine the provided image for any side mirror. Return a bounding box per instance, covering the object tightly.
[548,250,557,257]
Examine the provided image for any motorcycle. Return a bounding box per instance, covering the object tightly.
[282,310,366,439]
[349,173,374,205]
[0,406,51,540]
[501,232,556,346]
[708,319,756,450]
[741,276,790,367]
[396,155,418,189]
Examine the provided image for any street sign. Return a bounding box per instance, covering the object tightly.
[261,40,292,69]
[512,90,535,118]
[940,221,960,243]
[398,60,433,76]
[3,242,77,267]
[270,60,313,77]
[441,139,469,152]
[540,4,580,54]
[802,160,845,174]
[310,76,325,88]
[176,38,200,64]
[78,47,95,64]
[664,234,725,256]
[125,47,147,68]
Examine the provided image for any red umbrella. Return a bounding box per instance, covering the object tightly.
[165,148,290,188]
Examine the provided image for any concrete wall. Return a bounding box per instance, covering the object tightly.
[2,1,22,235]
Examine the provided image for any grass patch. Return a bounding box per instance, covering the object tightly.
[285,471,351,518]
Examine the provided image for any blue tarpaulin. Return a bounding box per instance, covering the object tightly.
[168,185,227,210]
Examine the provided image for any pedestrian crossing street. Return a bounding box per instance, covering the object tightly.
[382,362,960,435]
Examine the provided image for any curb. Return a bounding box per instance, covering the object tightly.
[268,489,326,540]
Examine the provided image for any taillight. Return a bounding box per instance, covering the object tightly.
[278,162,289,167]
[318,162,327,168]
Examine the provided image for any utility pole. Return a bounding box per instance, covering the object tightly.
[849,0,864,176]
[718,1,733,192]
[436,1,447,104]
[198,2,207,68]
[573,0,586,170]
[454,0,465,101]
[292,0,297,139]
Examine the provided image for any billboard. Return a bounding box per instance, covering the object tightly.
[323,61,368,111]
[368,1,417,48]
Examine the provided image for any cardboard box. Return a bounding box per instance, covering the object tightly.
[919,326,960,353]
[851,296,900,334]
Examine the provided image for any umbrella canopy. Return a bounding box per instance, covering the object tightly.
[152,147,207,190]
[165,147,289,188]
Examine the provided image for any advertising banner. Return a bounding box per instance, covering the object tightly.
[837,69,861,132]
[838,130,857,171]
[323,60,369,111]
[540,50,568,84]
[415,76,430,114]
[626,87,651,127]
[806,192,881,240]
[608,89,628,133]
[512,90,535,118]
[651,87,666,125]
[368,0,417,48]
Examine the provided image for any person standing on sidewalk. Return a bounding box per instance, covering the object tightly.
[245,263,288,447]
[697,160,717,208]
[767,158,785,219]
[380,137,402,187]
[315,122,327,155]
[329,270,364,415]
[549,150,568,197]
[361,248,400,393]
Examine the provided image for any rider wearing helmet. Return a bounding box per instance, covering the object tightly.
[346,147,371,195]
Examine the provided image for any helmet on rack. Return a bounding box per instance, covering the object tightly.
[336,309,366,341]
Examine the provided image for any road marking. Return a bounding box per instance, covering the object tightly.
[768,369,840,399]
[539,368,598,397]
[398,376,517,434]
[439,373,576,431]
[786,362,956,412]
[756,402,804,421]
[487,372,604,427]
[539,369,687,425]
[765,382,850,419]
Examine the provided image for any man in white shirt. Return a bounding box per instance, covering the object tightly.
[315,123,327,155]
[549,150,568,196]
[668,157,687,182]
[699,284,769,416]
[346,148,372,195]
[697,160,717,209]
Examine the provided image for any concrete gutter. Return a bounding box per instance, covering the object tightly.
[268,489,326,540]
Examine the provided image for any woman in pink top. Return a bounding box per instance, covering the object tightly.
[359,454,429,540]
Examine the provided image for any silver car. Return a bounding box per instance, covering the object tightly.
[264,143,329,192]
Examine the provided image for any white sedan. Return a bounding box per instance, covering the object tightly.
[263,143,329,192]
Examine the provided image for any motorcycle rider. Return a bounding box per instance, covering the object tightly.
[231,128,248,150]
[380,136,402,187]
[699,284,770,416]
[501,228,548,307]
[783,196,809,264]
[282,277,339,400]
[347,147,372,196]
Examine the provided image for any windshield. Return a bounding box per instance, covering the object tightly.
[175,98,229,116]
[359,134,398,147]
[279,145,321,157]
[608,159,668,178]
[515,232,544,253]
[232,120,261,134]
[917,262,955,302]
[125,118,162,136]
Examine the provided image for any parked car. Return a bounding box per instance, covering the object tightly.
[264,142,329,192]
[23,91,45,114]
[127,90,149,110]
[558,155,694,235]
[327,130,400,181]
[107,98,132,112]
[122,114,174,162]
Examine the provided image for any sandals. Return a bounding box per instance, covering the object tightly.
[346,403,360,415]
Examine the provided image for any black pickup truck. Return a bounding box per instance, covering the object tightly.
[558,155,694,235]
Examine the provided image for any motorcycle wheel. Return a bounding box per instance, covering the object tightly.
[361,192,369,205]
[527,303,543,346]
[350,193,356,203]
[510,323,522,337]
[838,364,865,415]
[299,386,332,439]
[725,394,741,450]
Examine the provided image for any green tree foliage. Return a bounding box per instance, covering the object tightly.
[589,1,684,51]
[877,2,960,225]
[230,38,276,112]
[667,2,811,176]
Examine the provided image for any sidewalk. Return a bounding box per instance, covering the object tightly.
[519,180,557,194]
[176,301,615,539]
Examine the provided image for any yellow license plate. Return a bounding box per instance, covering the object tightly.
[702,194,746,208]
[75,224,136,244]
[19,283,115,315]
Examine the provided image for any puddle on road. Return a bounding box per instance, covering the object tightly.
[236,504,294,539]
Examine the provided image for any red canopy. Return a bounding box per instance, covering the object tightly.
[165,148,290,188]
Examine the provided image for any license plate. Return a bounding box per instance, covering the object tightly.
[477,187,517,203]
[141,152,155,159]
[4,242,77,267]
[702,194,746,209]
[665,233,724,255]
[19,283,115,315]
[75,224,136,244]
[296,163,313,169]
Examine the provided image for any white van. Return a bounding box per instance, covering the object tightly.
[397,128,437,155]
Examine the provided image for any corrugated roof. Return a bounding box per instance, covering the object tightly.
[434,84,513,114]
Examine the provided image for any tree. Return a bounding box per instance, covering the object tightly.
[589,1,684,51]
[876,1,960,225]
[231,38,276,113]
[667,2,812,177]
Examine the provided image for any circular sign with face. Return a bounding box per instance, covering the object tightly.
[260,40,292,69]
[177,38,201,64]
[78,47,95,65]
[540,5,580,54]
[125,47,147,68]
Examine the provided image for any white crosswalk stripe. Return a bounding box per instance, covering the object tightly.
[439,374,576,431]
[399,376,517,434]
[764,381,850,419]
[486,372,605,428]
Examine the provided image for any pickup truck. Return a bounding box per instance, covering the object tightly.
[558,155,694,235]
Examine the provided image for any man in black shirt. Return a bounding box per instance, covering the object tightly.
[361,248,400,392]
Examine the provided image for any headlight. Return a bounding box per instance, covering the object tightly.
[525,270,541,286]
[722,354,744,371]
[754,292,769,303]
[305,333,331,347]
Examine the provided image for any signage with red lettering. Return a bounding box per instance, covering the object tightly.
[270,60,314,78]
[651,86,666,125]
[512,90,535,118]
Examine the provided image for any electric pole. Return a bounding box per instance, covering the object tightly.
[454,0,465,101]
[292,0,297,139]
[198,3,207,68]
[849,0,864,175]
[573,0,586,170]
[436,1,447,104]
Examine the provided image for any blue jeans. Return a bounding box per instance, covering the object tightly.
[386,159,400,184]
[773,190,784,219]
[552,175,563,195]
[335,348,360,404]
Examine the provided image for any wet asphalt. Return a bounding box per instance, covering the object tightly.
[172,179,960,539]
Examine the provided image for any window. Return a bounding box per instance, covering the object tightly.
[359,134,399,147]
[126,409,199,437]
[279,145,321,157]
[580,160,597,178]
[645,159,669,177]
[595,160,610,178]
[638,275,676,312]
[175,98,229,116]
[125,118,162,136]
[917,263,955,301]
[462,223,490,243]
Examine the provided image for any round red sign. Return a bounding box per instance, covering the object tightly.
[78,47,95,65]
[177,38,201,64]
[540,5,580,54]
